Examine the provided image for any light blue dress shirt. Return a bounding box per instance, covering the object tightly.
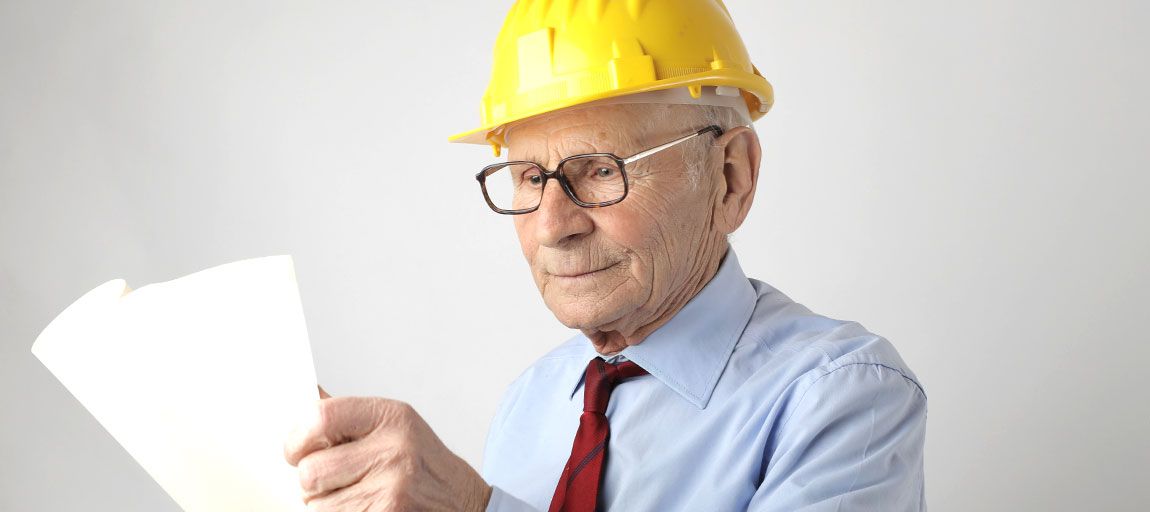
[482,251,927,511]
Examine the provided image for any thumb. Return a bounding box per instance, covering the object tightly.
[317,384,332,399]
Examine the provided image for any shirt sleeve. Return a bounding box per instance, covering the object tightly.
[747,362,928,511]
[485,485,543,512]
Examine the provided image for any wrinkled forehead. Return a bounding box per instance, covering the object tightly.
[503,103,664,160]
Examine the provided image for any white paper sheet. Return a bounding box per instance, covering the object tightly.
[32,255,316,511]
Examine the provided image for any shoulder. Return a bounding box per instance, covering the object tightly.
[739,282,929,509]
[509,332,591,386]
[738,278,927,408]
[489,333,589,414]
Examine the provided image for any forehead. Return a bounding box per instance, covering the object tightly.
[504,103,662,157]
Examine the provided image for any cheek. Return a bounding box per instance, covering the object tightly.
[603,192,682,251]
[594,201,674,282]
[513,217,537,259]
[595,207,653,254]
[599,190,705,288]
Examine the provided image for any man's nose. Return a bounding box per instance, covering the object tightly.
[532,178,593,247]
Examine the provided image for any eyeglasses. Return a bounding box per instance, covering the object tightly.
[475,125,724,215]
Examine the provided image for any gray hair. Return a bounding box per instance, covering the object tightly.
[642,104,756,188]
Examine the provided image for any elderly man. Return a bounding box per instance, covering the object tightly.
[284,1,927,511]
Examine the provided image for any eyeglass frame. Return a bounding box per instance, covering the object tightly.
[474,125,725,215]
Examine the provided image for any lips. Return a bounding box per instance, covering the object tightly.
[550,262,618,278]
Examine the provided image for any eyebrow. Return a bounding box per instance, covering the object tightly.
[503,124,641,164]
[502,127,550,163]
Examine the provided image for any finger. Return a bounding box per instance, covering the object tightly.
[304,484,364,512]
[284,397,387,466]
[297,439,376,503]
[284,404,331,467]
[317,385,331,399]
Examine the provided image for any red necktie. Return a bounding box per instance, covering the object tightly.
[549,357,648,512]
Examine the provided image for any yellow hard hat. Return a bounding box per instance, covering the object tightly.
[449,0,774,155]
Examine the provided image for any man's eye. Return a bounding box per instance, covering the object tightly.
[525,174,543,185]
[595,167,615,178]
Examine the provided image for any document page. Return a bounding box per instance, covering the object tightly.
[31,255,316,511]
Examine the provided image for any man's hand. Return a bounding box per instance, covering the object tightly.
[284,391,493,511]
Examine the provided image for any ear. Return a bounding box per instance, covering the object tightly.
[711,125,761,235]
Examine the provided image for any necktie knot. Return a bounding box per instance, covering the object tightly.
[583,357,647,414]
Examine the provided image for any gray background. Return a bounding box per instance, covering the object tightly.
[2,0,1148,510]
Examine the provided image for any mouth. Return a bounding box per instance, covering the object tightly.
[551,262,619,279]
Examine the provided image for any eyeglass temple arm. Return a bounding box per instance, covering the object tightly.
[621,125,724,165]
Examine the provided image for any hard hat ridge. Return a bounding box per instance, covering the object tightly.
[450,0,773,156]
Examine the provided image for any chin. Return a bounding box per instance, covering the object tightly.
[544,290,634,331]
[546,301,604,329]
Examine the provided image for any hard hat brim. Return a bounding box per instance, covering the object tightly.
[448,69,773,147]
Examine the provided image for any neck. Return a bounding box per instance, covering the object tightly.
[584,242,728,355]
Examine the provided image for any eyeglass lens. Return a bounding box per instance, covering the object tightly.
[482,155,624,212]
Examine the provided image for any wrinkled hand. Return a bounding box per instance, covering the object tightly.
[284,387,492,511]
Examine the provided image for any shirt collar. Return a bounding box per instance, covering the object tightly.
[567,250,757,409]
